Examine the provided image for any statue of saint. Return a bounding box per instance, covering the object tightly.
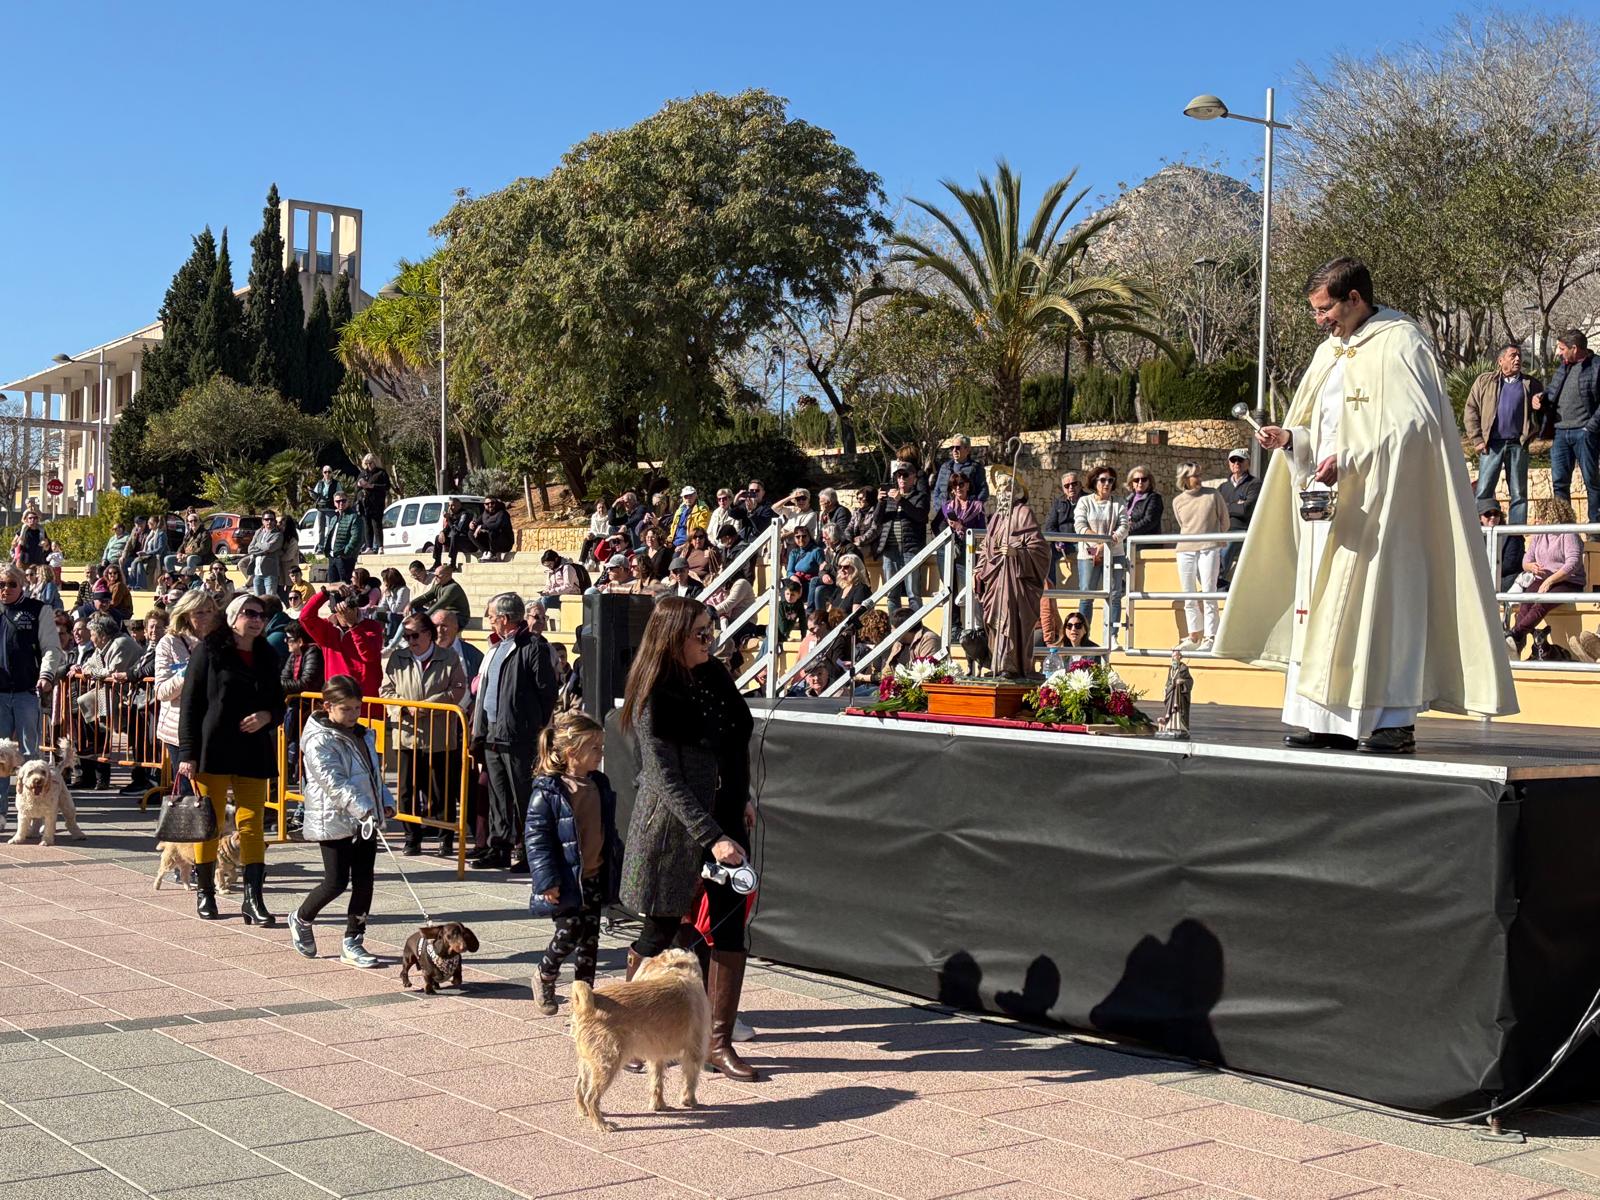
[1158,650,1193,738]
[974,466,1052,678]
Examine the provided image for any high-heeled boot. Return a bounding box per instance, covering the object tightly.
[241,862,276,927]
[706,950,760,1081]
[194,862,219,920]
[622,949,647,1073]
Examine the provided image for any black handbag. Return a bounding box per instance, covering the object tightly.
[153,774,217,843]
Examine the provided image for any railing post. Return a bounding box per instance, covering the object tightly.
[964,530,976,632]
[765,521,780,699]
[940,532,956,652]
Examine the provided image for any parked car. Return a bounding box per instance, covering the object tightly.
[208,513,263,557]
[380,494,484,556]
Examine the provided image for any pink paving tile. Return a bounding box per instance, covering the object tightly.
[455,992,547,1018]
[344,1092,529,1149]
[84,987,228,1018]
[612,1132,838,1196]
[757,1184,902,1200]
[199,1028,360,1072]
[264,1008,398,1046]
[696,1087,923,1156]
[1139,1141,1392,1200]
[162,968,282,999]
[282,965,403,999]
[550,1180,705,1199]
[35,965,164,995]
[988,1097,1217,1159]
[1155,1103,1377,1163]
[787,1134,1016,1200]
[340,1031,495,1076]
[371,994,476,1021]
[419,1061,573,1110]
[437,1129,651,1196]
[504,1094,710,1154]
[1029,1073,1223,1120]
[1308,1145,1568,1200]
[840,1097,1039,1157]
[262,1059,442,1108]
[162,1017,282,1044]
[394,1007,543,1048]
[964,1139,1200,1200]
[0,983,85,1016]
[473,1032,579,1078]
[8,1003,116,1029]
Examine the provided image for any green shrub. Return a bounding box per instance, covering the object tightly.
[1021,373,1070,431]
[1072,367,1136,423]
[670,433,814,501]
[1137,357,1187,416]
[587,462,643,504]
[38,493,168,564]
[1143,356,1257,421]
[790,404,833,448]
[1446,361,1492,432]
[461,467,520,502]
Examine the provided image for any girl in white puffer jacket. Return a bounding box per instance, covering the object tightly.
[288,674,395,967]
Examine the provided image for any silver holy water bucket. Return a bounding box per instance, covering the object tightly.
[1298,489,1336,522]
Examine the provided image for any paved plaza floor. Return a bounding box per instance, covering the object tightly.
[3,792,1600,1199]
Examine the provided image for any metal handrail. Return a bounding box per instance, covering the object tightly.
[693,522,782,695]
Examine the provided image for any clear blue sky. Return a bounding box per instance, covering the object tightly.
[1,0,1471,390]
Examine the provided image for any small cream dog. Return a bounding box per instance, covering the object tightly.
[8,739,83,846]
[155,831,240,893]
[570,947,710,1133]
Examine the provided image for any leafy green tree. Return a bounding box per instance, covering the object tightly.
[435,89,888,495]
[868,161,1158,449]
[328,273,353,334]
[143,376,326,473]
[301,283,341,414]
[190,229,246,383]
[109,228,217,499]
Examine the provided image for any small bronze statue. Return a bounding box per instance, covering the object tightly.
[1157,649,1193,739]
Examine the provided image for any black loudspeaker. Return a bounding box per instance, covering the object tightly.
[581,593,656,721]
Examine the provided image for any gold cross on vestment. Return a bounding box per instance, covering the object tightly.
[1333,345,1358,359]
[1345,387,1371,408]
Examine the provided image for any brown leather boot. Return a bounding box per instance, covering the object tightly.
[623,949,647,1073]
[706,950,760,1081]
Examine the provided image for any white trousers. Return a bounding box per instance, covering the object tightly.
[1176,548,1221,639]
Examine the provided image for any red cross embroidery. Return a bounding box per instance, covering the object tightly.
[1294,607,1309,624]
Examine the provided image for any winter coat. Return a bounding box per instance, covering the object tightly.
[298,590,384,699]
[154,633,196,748]
[469,629,557,747]
[525,772,622,918]
[177,635,286,778]
[299,714,394,842]
[875,482,930,554]
[619,661,751,919]
[281,642,325,697]
[355,467,390,517]
[380,644,468,750]
[244,524,286,579]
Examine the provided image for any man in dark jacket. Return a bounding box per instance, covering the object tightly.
[470,592,558,871]
[0,566,63,831]
[325,494,364,584]
[311,466,342,553]
[469,496,514,560]
[732,479,776,537]
[876,461,930,608]
[930,435,989,531]
[1217,449,1261,587]
[1542,329,1600,512]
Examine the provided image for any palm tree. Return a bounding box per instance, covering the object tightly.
[869,160,1161,448]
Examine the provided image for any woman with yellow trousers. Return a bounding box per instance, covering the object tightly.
[178,593,286,923]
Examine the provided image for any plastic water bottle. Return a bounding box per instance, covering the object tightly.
[1043,647,1064,675]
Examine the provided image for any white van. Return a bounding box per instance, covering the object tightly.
[297,494,484,557]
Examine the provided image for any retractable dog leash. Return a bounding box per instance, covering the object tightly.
[369,819,434,925]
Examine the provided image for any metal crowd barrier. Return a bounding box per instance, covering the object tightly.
[46,674,166,809]
[1119,532,1247,660]
[1483,521,1600,673]
[276,692,472,877]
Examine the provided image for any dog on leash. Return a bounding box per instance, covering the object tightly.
[398,923,480,993]
[571,948,710,1133]
[155,831,241,893]
[8,740,84,846]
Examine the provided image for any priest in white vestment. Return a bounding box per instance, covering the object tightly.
[1213,258,1517,753]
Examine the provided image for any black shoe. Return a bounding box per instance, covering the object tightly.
[1359,725,1416,755]
[195,863,219,920]
[470,850,511,870]
[402,837,423,857]
[508,857,529,875]
[438,834,455,859]
[241,863,277,927]
[120,771,152,795]
[1283,730,1358,750]
[467,844,496,864]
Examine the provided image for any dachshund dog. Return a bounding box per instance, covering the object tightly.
[399,922,479,993]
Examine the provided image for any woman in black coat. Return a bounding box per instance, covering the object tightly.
[178,593,286,925]
[618,595,758,1081]
[356,454,391,555]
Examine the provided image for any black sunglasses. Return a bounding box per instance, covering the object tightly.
[1065,620,1086,629]
[239,609,266,620]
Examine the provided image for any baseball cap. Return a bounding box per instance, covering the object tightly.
[91,580,111,597]
[604,555,629,571]
[669,555,690,572]
[1228,447,1248,462]
[1477,499,1504,517]
[680,486,697,497]
[892,461,915,475]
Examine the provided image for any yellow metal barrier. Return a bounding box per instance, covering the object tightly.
[46,674,165,810]
[276,692,472,879]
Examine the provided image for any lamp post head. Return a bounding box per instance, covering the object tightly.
[1184,94,1229,121]
[51,353,72,364]
[378,282,403,299]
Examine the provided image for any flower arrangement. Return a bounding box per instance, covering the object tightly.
[1024,658,1152,731]
[859,655,955,714]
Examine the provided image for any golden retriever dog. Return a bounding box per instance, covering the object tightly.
[9,741,83,845]
[154,831,240,893]
[570,948,710,1133]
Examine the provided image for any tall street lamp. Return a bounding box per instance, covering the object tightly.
[52,349,107,515]
[378,279,447,494]
[1191,257,1219,366]
[1183,90,1292,426]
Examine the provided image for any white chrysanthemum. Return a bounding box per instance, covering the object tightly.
[1103,668,1126,691]
[1063,668,1096,697]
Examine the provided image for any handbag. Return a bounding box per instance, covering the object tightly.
[153,774,218,843]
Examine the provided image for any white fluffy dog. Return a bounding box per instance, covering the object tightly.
[8,739,83,846]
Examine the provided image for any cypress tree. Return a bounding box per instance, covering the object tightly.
[329,272,353,335]
[110,227,217,497]
[190,229,246,383]
[301,282,338,414]
[273,259,307,403]
[245,182,307,399]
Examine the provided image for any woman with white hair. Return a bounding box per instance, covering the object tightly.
[355,454,391,555]
[1171,461,1230,652]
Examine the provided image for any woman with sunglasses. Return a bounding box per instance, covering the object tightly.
[1171,462,1230,652]
[1061,613,1098,651]
[1123,465,1164,539]
[380,613,468,857]
[618,596,760,1082]
[177,593,286,924]
[1073,466,1130,645]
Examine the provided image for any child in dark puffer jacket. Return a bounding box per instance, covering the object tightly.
[525,710,623,1016]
